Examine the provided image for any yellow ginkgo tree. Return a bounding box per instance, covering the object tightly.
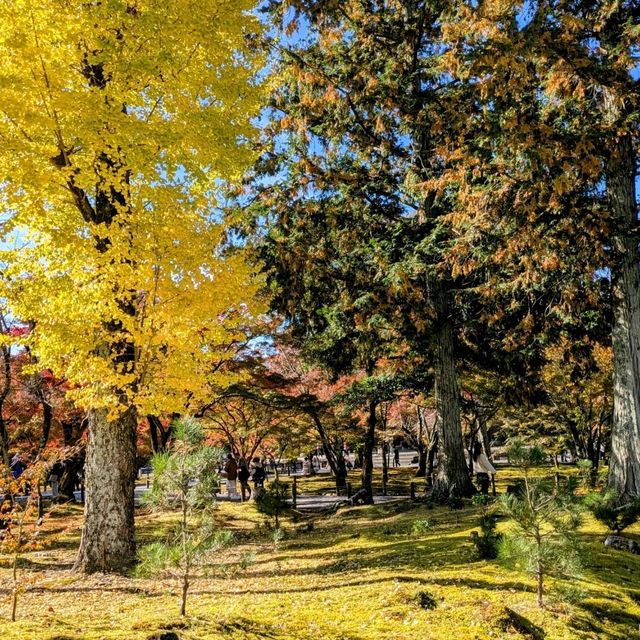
[0,0,264,573]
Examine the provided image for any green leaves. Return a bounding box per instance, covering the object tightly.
[503,439,547,470]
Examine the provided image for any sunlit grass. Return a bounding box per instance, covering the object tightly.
[0,467,638,639]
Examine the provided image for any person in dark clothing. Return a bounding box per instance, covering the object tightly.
[250,457,265,499]
[224,453,238,498]
[238,459,251,502]
[393,446,400,467]
[10,454,26,479]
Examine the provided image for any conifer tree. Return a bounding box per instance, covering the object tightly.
[438,0,639,499]
[252,0,475,498]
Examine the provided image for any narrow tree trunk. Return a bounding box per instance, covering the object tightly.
[180,573,189,617]
[38,399,53,452]
[0,344,11,466]
[361,399,377,504]
[73,406,137,574]
[60,417,86,499]
[381,442,388,496]
[334,455,348,493]
[536,555,544,608]
[606,132,640,501]
[426,435,437,490]
[310,413,348,492]
[0,415,9,467]
[431,288,474,499]
[477,404,492,462]
[415,444,427,478]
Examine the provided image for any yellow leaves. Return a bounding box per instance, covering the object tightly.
[0,0,265,415]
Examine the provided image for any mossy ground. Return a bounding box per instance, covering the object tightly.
[1,467,638,640]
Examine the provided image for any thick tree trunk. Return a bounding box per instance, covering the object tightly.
[606,133,640,501]
[73,406,137,573]
[431,288,474,499]
[361,399,377,504]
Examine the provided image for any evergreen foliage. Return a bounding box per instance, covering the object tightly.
[137,418,231,616]
[498,440,583,607]
[586,492,640,534]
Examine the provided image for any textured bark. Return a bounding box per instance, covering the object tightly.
[606,132,640,501]
[0,343,11,466]
[426,435,437,489]
[431,287,474,499]
[73,406,137,573]
[360,399,377,504]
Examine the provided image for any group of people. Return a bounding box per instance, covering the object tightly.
[223,454,266,501]
[9,453,66,498]
[221,442,497,500]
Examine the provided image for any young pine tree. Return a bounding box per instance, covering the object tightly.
[498,440,583,608]
[137,418,232,617]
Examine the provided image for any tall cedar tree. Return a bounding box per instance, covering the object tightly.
[437,0,639,500]
[0,1,263,572]
[253,0,474,498]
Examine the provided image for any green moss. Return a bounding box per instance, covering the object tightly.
[0,468,638,639]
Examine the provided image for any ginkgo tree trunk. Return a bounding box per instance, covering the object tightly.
[0,1,263,573]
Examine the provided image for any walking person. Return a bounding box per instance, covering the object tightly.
[238,458,251,502]
[472,441,496,495]
[393,446,400,468]
[224,453,238,499]
[48,461,64,499]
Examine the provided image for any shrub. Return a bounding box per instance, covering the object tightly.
[255,480,290,529]
[137,418,231,616]
[411,519,434,535]
[585,492,640,534]
[470,494,501,559]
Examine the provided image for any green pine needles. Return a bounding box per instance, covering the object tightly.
[136,418,233,616]
[498,440,583,608]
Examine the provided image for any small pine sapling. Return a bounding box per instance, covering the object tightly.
[136,418,231,616]
[255,479,290,531]
[498,440,583,608]
[469,494,501,559]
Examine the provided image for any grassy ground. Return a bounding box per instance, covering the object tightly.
[1,467,639,640]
